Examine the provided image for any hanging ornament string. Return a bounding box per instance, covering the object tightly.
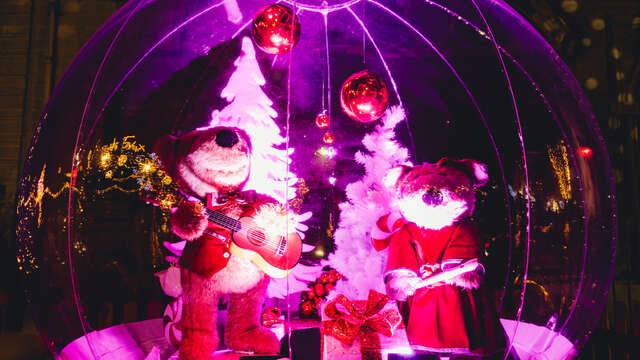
[321,3,335,144]
[323,5,331,119]
[361,0,366,65]
[285,0,297,357]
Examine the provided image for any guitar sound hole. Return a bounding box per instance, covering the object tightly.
[248,230,266,246]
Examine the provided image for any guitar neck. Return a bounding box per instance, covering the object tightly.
[202,207,242,232]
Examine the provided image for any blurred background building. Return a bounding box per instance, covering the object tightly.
[0,0,637,359]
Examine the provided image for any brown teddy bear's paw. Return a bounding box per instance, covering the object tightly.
[171,201,208,241]
[225,326,281,354]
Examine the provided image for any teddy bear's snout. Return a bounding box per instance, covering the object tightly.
[215,129,239,148]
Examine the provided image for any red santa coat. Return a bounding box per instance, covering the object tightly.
[373,214,505,356]
[179,194,262,279]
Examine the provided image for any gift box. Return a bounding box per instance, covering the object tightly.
[321,290,411,360]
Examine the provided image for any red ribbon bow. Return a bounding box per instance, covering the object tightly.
[322,290,402,360]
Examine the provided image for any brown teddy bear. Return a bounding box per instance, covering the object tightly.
[154,126,282,359]
[371,158,505,357]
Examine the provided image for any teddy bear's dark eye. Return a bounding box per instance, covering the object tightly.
[215,129,239,148]
[422,188,443,206]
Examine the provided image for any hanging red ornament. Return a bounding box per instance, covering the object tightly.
[579,146,593,157]
[315,111,330,129]
[340,70,389,122]
[323,132,335,145]
[251,4,301,55]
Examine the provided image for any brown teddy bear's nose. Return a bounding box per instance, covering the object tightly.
[422,188,443,206]
[215,129,239,148]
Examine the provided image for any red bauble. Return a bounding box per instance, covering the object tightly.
[340,70,389,122]
[579,146,593,157]
[252,4,301,55]
[325,283,335,293]
[315,111,330,129]
[323,132,335,145]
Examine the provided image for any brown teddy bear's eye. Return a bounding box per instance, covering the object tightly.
[215,129,239,148]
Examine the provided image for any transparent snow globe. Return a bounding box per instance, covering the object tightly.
[16,0,616,359]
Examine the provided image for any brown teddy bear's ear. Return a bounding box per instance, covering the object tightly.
[382,165,410,189]
[153,134,178,175]
[458,159,489,187]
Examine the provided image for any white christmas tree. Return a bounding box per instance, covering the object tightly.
[205,36,297,203]
[204,36,317,298]
[323,106,411,299]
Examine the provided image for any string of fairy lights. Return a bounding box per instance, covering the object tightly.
[15,134,314,275]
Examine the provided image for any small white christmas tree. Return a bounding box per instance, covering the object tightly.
[207,36,296,203]
[324,106,411,299]
[205,36,317,297]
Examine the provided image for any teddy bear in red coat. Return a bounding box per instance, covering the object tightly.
[372,158,505,358]
[154,126,282,359]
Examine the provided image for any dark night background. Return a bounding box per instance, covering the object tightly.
[0,0,638,359]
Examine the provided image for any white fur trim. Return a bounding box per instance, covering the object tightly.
[384,269,420,301]
[384,268,418,279]
[443,267,485,290]
[208,255,264,294]
[397,190,468,230]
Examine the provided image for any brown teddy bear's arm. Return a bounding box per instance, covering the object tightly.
[170,200,209,241]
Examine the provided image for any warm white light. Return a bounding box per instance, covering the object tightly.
[318,146,337,159]
[328,176,336,185]
[591,18,605,31]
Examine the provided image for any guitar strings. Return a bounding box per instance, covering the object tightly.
[202,208,289,249]
[202,215,287,251]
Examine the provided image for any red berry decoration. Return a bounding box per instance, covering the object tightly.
[300,301,314,317]
[252,4,301,55]
[340,70,389,122]
[315,111,330,129]
[323,132,335,145]
[314,283,326,297]
[320,273,330,284]
[298,268,343,318]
